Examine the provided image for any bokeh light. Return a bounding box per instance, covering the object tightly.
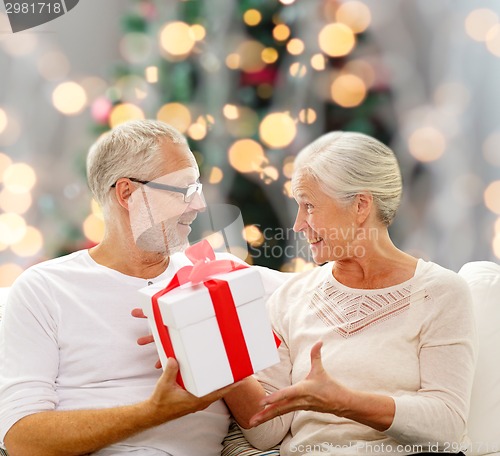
[493,233,500,260]
[408,127,446,162]
[465,8,498,42]
[52,82,87,115]
[83,214,105,243]
[91,97,112,124]
[318,23,356,57]
[37,50,70,81]
[208,166,223,184]
[145,66,158,83]
[287,38,305,55]
[283,156,295,178]
[187,122,207,141]
[273,24,291,41]
[243,225,264,247]
[261,166,279,184]
[0,213,27,245]
[0,153,12,181]
[3,163,36,193]
[91,199,104,220]
[483,132,500,167]
[298,108,317,124]
[259,112,297,149]
[331,74,367,107]
[157,102,191,134]
[0,190,32,214]
[243,9,262,26]
[484,181,500,215]
[336,1,372,34]
[228,139,266,173]
[0,108,8,134]
[237,40,266,73]
[0,264,24,287]
[223,104,239,120]
[159,21,196,59]
[486,24,500,57]
[10,226,43,257]
[191,24,206,41]
[311,53,326,71]
[109,103,145,128]
[262,47,279,64]
[225,53,240,69]
[289,62,307,78]
[283,180,293,197]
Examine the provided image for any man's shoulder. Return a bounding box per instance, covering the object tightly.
[12,250,89,288]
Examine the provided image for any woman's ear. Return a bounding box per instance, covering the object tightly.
[355,192,373,225]
[114,179,135,211]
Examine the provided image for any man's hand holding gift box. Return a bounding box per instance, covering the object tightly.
[139,240,280,397]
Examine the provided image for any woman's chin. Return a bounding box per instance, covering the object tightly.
[309,240,329,264]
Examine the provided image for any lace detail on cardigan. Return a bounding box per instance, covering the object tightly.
[309,279,429,338]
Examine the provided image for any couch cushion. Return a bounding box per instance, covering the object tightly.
[459,261,500,456]
[221,420,279,456]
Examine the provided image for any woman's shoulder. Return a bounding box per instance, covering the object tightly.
[415,259,473,305]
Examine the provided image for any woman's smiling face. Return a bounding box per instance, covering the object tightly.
[292,172,358,264]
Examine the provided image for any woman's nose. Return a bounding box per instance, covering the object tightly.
[293,208,306,233]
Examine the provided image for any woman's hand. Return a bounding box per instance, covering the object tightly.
[249,340,395,432]
[249,341,352,427]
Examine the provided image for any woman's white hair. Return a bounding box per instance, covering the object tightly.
[86,119,187,209]
[293,131,402,226]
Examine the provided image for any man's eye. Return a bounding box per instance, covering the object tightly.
[305,203,313,211]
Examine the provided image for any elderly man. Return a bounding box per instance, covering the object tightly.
[0,120,287,455]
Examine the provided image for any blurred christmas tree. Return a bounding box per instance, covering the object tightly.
[87,0,395,271]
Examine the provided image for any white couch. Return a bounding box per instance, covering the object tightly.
[0,261,499,455]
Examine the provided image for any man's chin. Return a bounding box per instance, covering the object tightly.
[135,225,189,256]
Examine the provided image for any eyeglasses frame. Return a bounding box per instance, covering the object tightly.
[111,177,203,203]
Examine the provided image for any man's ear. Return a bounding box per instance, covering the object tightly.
[114,179,135,210]
[355,192,373,225]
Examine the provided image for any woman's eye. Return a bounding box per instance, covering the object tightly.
[305,203,313,212]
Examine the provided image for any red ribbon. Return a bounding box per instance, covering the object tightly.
[151,240,254,389]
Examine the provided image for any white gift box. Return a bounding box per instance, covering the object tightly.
[139,267,280,397]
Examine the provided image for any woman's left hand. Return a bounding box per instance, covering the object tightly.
[248,341,351,427]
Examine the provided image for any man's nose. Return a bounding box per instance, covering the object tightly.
[188,191,206,212]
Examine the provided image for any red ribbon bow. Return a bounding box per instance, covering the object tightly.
[151,240,253,389]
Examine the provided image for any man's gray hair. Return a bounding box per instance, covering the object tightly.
[293,131,402,226]
[86,119,187,208]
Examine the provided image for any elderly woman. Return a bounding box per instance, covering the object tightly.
[236,132,476,455]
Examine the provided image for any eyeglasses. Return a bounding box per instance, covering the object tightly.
[111,177,203,203]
